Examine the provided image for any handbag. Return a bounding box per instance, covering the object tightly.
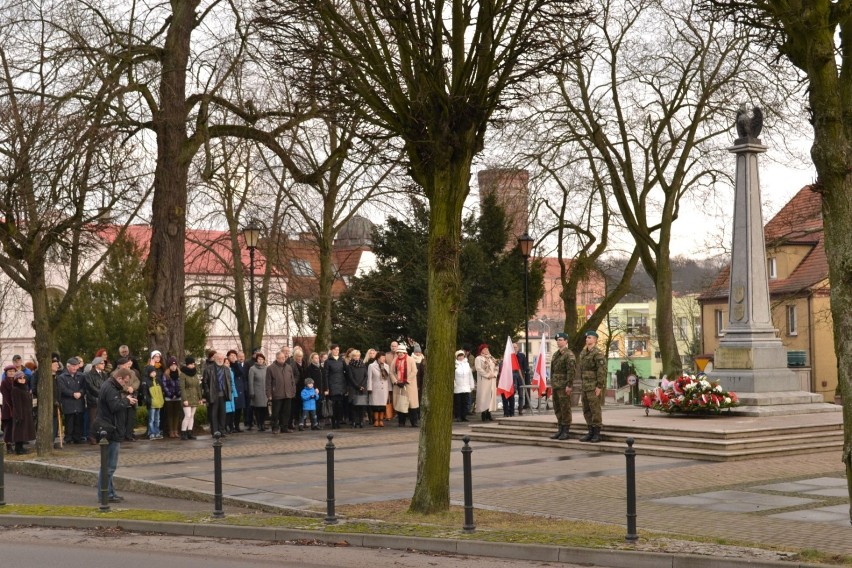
[321,398,333,418]
[385,402,395,420]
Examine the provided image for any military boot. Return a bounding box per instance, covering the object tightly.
[589,426,602,443]
[557,426,570,440]
[579,426,593,442]
[549,426,564,440]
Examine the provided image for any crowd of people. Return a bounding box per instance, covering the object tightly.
[0,337,552,455]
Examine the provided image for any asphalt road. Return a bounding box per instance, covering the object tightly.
[0,527,590,568]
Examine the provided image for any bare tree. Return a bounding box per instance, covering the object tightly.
[258,0,590,512]
[0,3,148,455]
[544,0,793,375]
[63,0,334,357]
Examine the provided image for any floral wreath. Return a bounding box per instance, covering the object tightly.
[642,373,739,415]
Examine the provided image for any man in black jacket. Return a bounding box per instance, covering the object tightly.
[83,357,108,445]
[94,368,137,503]
[57,357,85,444]
[202,351,231,437]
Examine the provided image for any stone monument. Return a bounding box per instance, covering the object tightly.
[710,105,833,415]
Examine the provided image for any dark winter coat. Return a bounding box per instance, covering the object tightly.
[57,369,85,414]
[202,363,232,402]
[93,377,131,442]
[84,369,107,408]
[323,356,348,396]
[11,382,35,442]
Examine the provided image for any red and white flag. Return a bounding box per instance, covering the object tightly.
[532,334,548,396]
[497,336,515,398]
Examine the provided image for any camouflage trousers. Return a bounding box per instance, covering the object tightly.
[581,388,604,427]
[552,384,573,426]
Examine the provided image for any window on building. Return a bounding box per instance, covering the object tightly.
[678,317,689,340]
[627,339,646,353]
[290,259,315,277]
[786,305,798,336]
[768,257,777,279]
[609,315,619,329]
[609,340,620,354]
[714,309,724,337]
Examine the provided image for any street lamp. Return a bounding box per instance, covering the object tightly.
[242,222,262,355]
[518,232,534,395]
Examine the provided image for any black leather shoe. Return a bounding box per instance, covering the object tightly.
[557,427,570,441]
[549,426,564,440]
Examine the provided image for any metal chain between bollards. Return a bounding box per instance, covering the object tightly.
[98,430,110,512]
[325,433,337,524]
[212,431,224,518]
[625,437,638,543]
[462,435,475,532]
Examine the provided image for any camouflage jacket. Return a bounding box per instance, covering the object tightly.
[550,347,576,387]
[577,346,607,391]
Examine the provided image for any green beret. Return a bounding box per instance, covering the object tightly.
[584,330,599,338]
[555,332,569,340]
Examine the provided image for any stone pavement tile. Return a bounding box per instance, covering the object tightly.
[769,504,849,526]
[801,487,850,497]
[753,476,846,494]
[655,490,816,512]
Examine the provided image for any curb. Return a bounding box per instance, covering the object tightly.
[0,514,827,568]
[4,459,323,518]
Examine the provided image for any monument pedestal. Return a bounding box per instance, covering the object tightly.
[711,341,838,416]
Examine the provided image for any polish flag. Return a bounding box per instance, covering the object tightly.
[532,334,548,396]
[497,336,515,398]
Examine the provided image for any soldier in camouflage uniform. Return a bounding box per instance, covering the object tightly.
[549,332,576,440]
[577,330,607,443]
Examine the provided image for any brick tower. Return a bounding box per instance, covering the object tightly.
[477,168,529,252]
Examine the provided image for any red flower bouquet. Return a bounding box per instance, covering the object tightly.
[642,373,739,415]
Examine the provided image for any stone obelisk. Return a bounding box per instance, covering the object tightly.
[710,105,827,414]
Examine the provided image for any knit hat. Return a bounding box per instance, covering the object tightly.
[412,344,422,354]
[3,365,15,373]
[185,356,196,365]
[115,357,129,366]
[91,357,105,366]
[150,350,162,359]
[167,356,178,367]
[305,378,315,385]
[13,370,25,379]
[455,350,465,358]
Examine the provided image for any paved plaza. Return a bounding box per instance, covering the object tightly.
[6,406,852,557]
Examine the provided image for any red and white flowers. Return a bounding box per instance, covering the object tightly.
[642,373,739,414]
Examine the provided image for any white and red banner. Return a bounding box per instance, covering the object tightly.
[497,336,516,398]
[532,334,548,396]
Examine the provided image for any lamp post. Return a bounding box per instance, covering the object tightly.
[242,222,262,354]
[518,232,534,389]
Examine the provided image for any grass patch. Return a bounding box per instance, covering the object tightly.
[4,500,852,565]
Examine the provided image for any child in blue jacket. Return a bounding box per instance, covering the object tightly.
[300,378,320,431]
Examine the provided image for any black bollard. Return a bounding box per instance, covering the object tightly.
[98,430,110,512]
[325,432,337,524]
[212,431,224,518]
[625,437,638,542]
[462,435,475,532]
[0,426,5,507]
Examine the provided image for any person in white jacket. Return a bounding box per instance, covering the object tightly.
[454,350,475,422]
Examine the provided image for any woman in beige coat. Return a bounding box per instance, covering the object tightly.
[475,344,497,421]
[389,345,419,427]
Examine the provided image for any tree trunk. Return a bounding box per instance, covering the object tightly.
[653,248,681,376]
[32,266,55,457]
[145,1,199,356]
[410,162,465,514]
